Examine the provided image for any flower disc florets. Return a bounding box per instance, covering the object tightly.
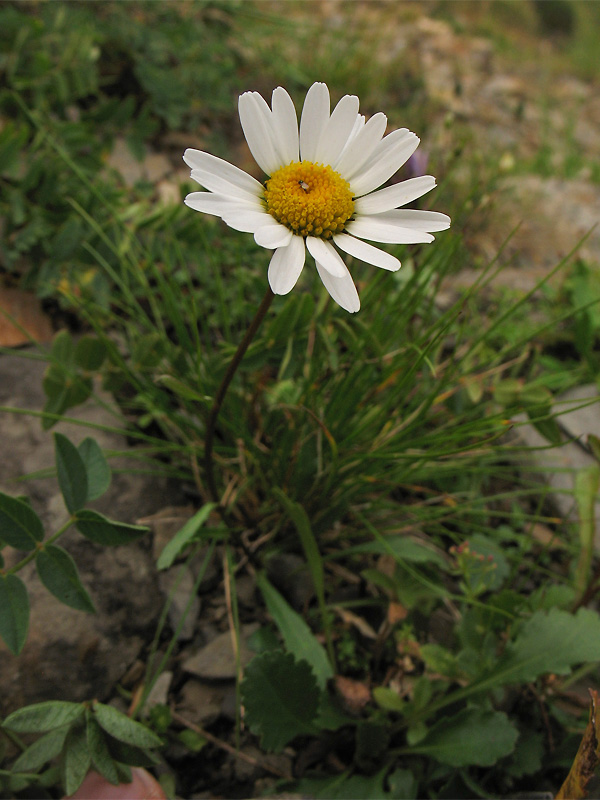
[264,161,354,239]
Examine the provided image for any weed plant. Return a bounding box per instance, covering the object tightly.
[1,3,600,799]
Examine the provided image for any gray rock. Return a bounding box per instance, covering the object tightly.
[175,678,225,727]
[158,565,201,641]
[182,624,259,680]
[512,385,600,538]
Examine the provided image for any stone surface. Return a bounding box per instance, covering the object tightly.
[158,565,201,641]
[0,350,182,717]
[182,624,259,680]
[513,385,600,535]
[175,678,226,727]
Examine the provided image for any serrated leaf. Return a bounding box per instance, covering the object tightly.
[0,491,44,549]
[3,701,84,733]
[0,574,29,655]
[62,724,91,797]
[157,503,216,570]
[87,715,119,785]
[12,725,71,772]
[55,433,88,513]
[75,510,148,546]
[78,438,111,502]
[489,608,600,686]
[410,708,518,766]
[75,336,106,371]
[92,703,162,749]
[241,651,320,752]
[36,545,95,613]
[256,574,333,690]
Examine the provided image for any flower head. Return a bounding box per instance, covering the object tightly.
[184,83,450,313]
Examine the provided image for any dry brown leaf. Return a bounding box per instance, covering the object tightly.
[335,607,377,639]
[0,287,53,346]
[555,689,600,799]
[334,675,371,714]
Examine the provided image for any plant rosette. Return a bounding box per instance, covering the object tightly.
[183,82,450,312]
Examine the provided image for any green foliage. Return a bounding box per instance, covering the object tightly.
[0,574,29,655]
[2,3,600,797]
[410,708,518,767]
[256,574,334,690]
[2,700,162,796]
[0,432,146,656]
[241,651,321,752]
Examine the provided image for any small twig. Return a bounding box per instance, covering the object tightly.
[170,709,293,780]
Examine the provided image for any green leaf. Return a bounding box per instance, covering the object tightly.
[87,715,120,785]
[62,724,91,797]
[50,330,75,367]
[273,489,325,603]
[75,510,148,546]
[157,503,216,570]
[75,336,107,371]
[0,491,44,549]
[3,701,84,733]
[241,651,321,752]
[372,686,405,712]
[256,573,333,690]
[0,574,29,655]
[293,769,388,799]
[36,545,96,613]
[410,708,518,766]
[54,433,88,513]
[78,438,111,502]
[92,703,163,749]
[488,608,600,686]
[338,535,445,567]
[12,725,71,772]
[104,735,160,768]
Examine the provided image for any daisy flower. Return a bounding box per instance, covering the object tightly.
[184,82,450,313]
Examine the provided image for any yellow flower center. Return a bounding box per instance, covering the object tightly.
[264,161,354,239]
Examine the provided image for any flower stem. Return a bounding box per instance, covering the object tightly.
[204,286,275,505]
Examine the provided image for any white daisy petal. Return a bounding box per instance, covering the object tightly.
[306,237,347,277]
[379,209,452,231]
[221,208,272,234]
[184,192,256,217]
[183,149,263,197]
[333,233,401,271]
[354,176,437,215]
[189,169,263,205]
[271,87,299,164]
[315,94,360,166]
[346,216,435,244]
[268,236,306,295]
[315,260,360,313]
[333,112,388,177]
[350,130,420,197]
[254,220,294,249]
[300,82,330,162]
[238,92,282,175]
